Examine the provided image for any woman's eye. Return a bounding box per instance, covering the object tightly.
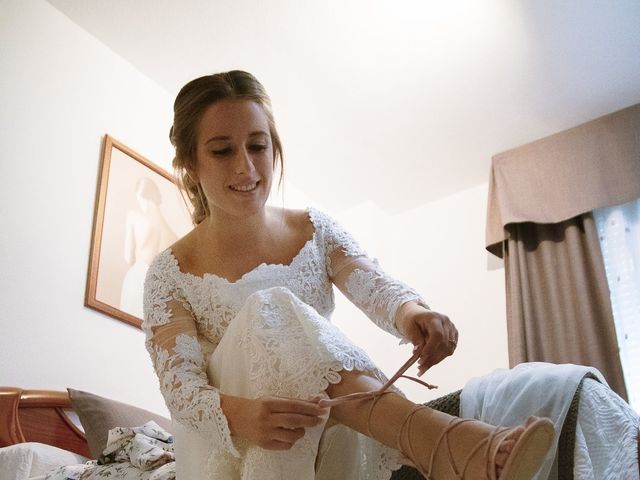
[212,147,232,156]
[249,144,267,152]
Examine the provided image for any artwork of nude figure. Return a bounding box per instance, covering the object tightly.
[120,177,177,317]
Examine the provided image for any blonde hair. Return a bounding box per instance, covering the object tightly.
[170,70,284,225]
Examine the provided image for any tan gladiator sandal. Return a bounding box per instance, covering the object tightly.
[319,353,555,480]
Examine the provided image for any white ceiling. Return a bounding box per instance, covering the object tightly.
[46,0,640,213]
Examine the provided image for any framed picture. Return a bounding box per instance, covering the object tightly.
[85,135,193,328]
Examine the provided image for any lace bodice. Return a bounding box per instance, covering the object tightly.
[142,207,427,457]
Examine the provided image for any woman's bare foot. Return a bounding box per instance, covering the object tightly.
[494,424,526,477]
[493,417,554,480]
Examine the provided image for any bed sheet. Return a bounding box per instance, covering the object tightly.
[0,442,88,480]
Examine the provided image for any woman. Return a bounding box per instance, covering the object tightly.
[142,70,553,479]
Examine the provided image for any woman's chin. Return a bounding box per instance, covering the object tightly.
[227,196,269,216]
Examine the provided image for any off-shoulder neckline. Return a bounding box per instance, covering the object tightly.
[165,207,322,285]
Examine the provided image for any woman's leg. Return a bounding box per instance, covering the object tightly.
[326,370,552,480]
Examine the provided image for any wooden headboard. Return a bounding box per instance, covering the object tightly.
[0,387,91,458]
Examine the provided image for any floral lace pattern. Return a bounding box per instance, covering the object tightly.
[345,265,426,337]
[143,254,238,458]
[207,286,391,478]
[235,288,378,399]
[142,207,427,479]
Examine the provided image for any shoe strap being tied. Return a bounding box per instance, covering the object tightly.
[318,352,437,408]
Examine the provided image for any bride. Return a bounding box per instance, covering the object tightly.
[142,70,556,480]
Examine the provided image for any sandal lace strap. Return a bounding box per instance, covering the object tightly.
[318,352,436,408]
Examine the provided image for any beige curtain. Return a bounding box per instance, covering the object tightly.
[504,215,628,399]
[486,103,640,400]
[486,103,640,257]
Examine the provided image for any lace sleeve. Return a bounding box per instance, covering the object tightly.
[311,209,429,338]
[142,254,239,457]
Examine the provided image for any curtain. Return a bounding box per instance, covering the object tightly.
[594,198,640,408]
[485,103,640,401]
[486,103,640,257]
[504,214,628,399]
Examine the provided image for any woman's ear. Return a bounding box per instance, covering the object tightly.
[186,165,199,183]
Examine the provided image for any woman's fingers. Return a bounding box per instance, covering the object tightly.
[263,438,297,451]
[271,412,324,429]
[417,339,454,375]
[268,397,328,417]
[273,426,306,444]
[413,311,458,376]
[254,396,328,450]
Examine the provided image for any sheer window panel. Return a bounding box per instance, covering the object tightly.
[594,197,640,411]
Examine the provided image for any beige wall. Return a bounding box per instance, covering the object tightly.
[0,0,174,414]
[0,0,508,415]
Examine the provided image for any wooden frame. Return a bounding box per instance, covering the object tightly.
[85,135,192,328]
[0,387,91,458]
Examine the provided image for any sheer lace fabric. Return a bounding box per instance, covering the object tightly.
[142,207,426,479]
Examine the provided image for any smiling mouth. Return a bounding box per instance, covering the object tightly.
[229,181,259,192]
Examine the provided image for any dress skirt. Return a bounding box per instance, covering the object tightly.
[173,286,402,480]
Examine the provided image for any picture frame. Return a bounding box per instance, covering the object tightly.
[85,135,193,328]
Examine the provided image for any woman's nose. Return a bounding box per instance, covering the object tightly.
[234,148,256,174]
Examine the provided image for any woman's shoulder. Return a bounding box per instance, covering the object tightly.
[303,206,344,233]
[267,207,315,245]
[143,228,196,280]
[276,205,333,229]
[301,207,367,256]
[274,207,343,241]
[275,206,356,240]
[143,248,181,295]
[168,229,196,260]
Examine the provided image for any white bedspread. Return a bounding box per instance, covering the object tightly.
[0,442,88,480]
[460,362,639,480]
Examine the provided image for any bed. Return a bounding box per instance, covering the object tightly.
[0,387,465,479]
[0,387,90,458]
[0,386,174,480]
[1,384,638,479]
[0,387,460,479]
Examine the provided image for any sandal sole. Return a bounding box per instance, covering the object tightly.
[499,418,555,480]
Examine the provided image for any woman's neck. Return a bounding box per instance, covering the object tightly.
[198,207,278,248]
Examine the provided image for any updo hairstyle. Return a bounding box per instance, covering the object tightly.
[170,70,283,225]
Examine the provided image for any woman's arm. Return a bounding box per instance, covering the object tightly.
[143,269,239,455]
[143,255,325,453]
[314,210,458,375]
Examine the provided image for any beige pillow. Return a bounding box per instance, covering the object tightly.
[67,388,172,459]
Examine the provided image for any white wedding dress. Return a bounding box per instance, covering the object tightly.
[142,208,426,480]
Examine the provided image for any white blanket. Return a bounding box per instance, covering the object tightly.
[0,442,88,480]
[460,362,639,480]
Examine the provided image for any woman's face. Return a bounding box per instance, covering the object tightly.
[193,99,274,219]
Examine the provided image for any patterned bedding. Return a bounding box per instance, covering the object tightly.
[44,422,175,480]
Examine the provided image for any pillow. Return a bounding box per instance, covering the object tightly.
[67,388,172,459]
[0,442,89,480]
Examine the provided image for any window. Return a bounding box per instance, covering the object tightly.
[594,198,640,411]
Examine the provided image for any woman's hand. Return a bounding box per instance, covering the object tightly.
[395,301,458,376]
[221,394,328,450]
